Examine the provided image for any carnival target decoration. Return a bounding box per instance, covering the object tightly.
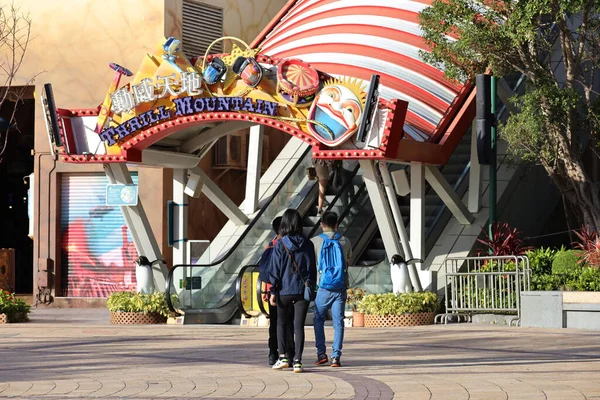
[276,59,319,108]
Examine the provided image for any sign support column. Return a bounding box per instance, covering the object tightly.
[410,162,425,284]
[244,125,264,214]
[379,161,422,291]
[173,169,188,266]
[103,163,167,291]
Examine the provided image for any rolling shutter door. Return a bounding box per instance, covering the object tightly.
[60,173,138,297]
[182,1,223,59]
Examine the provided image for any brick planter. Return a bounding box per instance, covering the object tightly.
[364,312,435,327]
[0,312,28,324]
[109,311,167,325]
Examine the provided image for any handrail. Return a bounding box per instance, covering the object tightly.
[256,273,269,317]
[342,184,382,267]
[165,263,211,314]
[235,264,259,318]
[306,164,361,238]
[336,183,368,230]
[165,145,312,311]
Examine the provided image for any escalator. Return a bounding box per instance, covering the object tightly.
[166,149,375,322]
[166,140,317,323]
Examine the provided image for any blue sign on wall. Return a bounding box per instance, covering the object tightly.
[106,184,138,206]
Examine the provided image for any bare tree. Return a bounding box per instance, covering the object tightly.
[0,2,36,163]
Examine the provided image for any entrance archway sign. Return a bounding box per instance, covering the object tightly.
[48,36,408,164]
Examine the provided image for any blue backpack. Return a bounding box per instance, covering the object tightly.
[317,233,347,291]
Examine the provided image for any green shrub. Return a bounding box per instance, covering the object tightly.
[0,290,31,318]
[479,260,517,272]
[526,247,557,275]
[357,292,439,315]
[531,266,600,291]
[531,273,566,291]
[551,249,582,274]
[106,291,178,318]
[564,267,600,291]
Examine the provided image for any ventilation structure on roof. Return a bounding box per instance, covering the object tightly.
[182,1,224,59]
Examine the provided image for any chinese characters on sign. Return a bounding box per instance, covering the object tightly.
[110,72,204,114]
[99,96,279,146]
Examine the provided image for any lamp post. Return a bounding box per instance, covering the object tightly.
[475,74,498,242]
[489,76,497,239]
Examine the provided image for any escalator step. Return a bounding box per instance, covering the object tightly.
[306,216,321,225]
[302,226,313,237]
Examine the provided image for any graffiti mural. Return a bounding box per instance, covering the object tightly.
[60,174,138,297]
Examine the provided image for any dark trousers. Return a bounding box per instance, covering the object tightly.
[277,294,309,362]
[268,302,295,359]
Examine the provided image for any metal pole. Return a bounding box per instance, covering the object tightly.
[489,75,497,239]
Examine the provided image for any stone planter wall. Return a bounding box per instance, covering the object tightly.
[109,311,167,324]
[0,312,28,324]
[364,312,435,327]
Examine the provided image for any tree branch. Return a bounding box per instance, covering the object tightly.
[574,0,593,72]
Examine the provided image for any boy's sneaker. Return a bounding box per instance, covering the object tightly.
[331,357,341,367]
[268,353,278,366]
[293,361,303,373]
[272,358,289,369]
[315,353,329,365]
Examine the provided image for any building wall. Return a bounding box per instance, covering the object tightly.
[2,0,288,302]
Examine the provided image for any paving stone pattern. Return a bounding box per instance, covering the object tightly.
[1,309,600,399]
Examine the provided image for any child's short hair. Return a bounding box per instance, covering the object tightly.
[321,211,338,229]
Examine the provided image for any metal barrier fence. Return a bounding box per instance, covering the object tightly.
[435,256,531,326]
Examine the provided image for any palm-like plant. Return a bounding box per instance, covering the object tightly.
[573,227,600,268]
[477,222,532,256]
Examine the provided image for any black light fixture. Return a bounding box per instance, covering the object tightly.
[42,83,62,147]
[476,74,494,165]
[356,74,380,143]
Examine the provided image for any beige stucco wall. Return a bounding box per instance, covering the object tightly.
[6,0,166,152]
[199,0,287,44]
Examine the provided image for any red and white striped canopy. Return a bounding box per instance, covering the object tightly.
[256,0,468,142]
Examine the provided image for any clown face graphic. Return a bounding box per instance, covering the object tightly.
[308,80,365,147]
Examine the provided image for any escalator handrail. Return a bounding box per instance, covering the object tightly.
[165,145,312,310]
[235,264,260,318]
[165,263,212,314]
[256,273,269,317]
[306,164,361,238]
[336,183,368,230]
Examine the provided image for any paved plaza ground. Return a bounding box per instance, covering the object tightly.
[1,309,600,399]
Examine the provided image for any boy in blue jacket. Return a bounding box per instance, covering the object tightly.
[258,217,294,365]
